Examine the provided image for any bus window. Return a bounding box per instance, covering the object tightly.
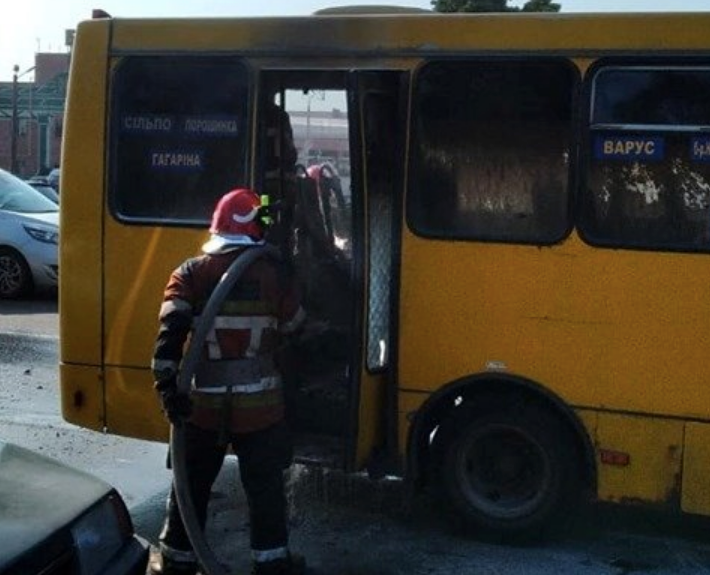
[110,57,250,223]
[583,65,710,251]
[408,60,575,244]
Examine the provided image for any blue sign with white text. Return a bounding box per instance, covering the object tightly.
[122,115,174,134]
[182,116,239,137]
[691,137,710,163]
[150,149,205,171]
[594,135,665,162]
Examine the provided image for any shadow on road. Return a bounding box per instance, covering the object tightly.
[0,293,57,315]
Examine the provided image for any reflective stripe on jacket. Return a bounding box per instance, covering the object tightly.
[153,248,304,433]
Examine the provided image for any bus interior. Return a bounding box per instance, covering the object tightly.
[258,69,400,469]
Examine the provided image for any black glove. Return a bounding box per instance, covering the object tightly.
[154,379,192,426]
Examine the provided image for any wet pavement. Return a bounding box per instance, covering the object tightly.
[4,297,710,575]
[137,461,710,575]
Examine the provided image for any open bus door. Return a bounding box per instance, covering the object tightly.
[257,70,405,476]
[349,70,406,476]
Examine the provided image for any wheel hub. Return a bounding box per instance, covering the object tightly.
[457,424,550,519]
[0,255,23,296]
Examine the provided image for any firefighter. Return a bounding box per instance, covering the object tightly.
[149,188,306,575]
[262,97,298,255]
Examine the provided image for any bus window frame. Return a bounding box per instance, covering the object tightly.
[107,54,254,229]
[406,56,580,247]
[578,56,710,255]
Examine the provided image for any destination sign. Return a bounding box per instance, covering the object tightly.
[122,115,174,133]
[122,114,239,137]
[691,137,710,162]
[150,150,204,171]
[182,116,239,137]
[594,135,665,161]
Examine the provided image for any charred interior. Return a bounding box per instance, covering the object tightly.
[259,71,356,464]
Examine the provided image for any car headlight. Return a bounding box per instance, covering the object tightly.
[22,224,59,245]
[71,493,133,575]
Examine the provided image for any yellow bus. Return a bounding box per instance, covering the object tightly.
[60,7,710,540]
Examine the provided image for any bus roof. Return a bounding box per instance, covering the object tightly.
[94,12,710,56]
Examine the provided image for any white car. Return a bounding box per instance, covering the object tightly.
[0,439,149,574]
[0,168,59,298]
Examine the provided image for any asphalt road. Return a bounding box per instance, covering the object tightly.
[3,297,710,575]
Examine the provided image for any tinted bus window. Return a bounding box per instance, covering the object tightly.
[408,60,574,243]
[592,68,710,126]
[583,66,710,251]
[110,57,249,223]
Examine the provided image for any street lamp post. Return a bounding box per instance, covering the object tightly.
[10,65,19,174]
[10,64,37,176]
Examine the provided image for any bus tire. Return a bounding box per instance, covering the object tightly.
[438,401,580,543]
[0,247,33,299]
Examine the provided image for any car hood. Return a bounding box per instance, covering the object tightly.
[3,210,59,228]
[0,440,112,570]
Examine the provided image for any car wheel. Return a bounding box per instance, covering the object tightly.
[0,248,33,298]
[438,401,580,542]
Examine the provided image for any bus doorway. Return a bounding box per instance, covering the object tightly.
[257,70,404,473]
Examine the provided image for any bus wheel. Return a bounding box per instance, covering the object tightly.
[0,248,33,299]
[438,402,579,542]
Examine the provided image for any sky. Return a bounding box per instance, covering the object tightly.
[2,0,709,82]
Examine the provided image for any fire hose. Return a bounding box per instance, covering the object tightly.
[170,244,281,575]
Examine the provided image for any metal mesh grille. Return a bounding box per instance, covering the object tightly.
[367,191,393,370]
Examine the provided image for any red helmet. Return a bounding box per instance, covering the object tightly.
[202,188,265,254]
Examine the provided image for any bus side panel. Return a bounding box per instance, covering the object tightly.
[681,422,710,515]
[398,390,427,460]
[102,222,204,439]
[60,20,110,368]
[596,413,683,506]
[102,223,205,367]
[60,364,104,431]
[105,367,168,442]
[397,231,710,421]
[576,409,598,444]
[356,369,386,470]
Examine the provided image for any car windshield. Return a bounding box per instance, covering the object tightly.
[30,184,59,204]
[0,170,58,213]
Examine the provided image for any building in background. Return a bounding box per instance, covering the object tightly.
[0,43,349,181]
[0,51,70,178]
[291,108,349,175]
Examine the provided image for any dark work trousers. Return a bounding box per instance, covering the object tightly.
[160,419,293,554]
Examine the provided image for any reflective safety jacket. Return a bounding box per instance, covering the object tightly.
[152,248,305,433]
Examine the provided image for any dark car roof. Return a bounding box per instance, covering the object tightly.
[26,182,59,203]
[0,440,112,570]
